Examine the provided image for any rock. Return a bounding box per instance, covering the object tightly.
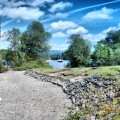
[0,97,2,103]
[25,70,117,118]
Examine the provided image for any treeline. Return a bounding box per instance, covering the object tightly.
[0,21,120,69]
[63,29,120,67]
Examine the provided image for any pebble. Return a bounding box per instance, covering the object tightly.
[25,70,119,119]
[0,97,2,103]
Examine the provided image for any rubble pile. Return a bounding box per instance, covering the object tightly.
[25,70,120,119]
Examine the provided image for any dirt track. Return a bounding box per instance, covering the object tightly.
[0,71,71,120]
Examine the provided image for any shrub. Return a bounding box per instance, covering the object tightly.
[14,59,51,71]
[0,60,8,73]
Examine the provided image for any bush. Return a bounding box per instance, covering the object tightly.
[14,59,51,71]
[0,60,8,73]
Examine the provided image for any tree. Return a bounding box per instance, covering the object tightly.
[21,22,51,59]
[92,42,114,66]
[65,34,91,67]
[92,29,120,66]
[5,28,23,66]
[4,22,51,67]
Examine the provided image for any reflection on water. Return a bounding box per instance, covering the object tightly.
[48,60,69,68]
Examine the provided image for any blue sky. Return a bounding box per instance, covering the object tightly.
[0,0,120,51]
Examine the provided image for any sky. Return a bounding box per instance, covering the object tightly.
[0,0,120,51]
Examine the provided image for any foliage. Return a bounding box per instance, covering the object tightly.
[0,60,8,73]
[3,22,51,68]
[64,97,120,120]
[92,29,120,66]
[21,22,51,59]
[64,112,82,120]
[0,49,8,60]
[65,34,91,67]
[14,59,51,71]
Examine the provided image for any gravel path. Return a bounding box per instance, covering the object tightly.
[0,71,71,120]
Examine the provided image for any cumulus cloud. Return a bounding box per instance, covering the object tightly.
[50,20,78,31]
[31,0,54,7]
[83,23,120,42]
[83,7,116,20]
[83,33,106,42]
[53,32,66,37]
[54,12,69,18]
[0,0,54,7]
[2,7,44,20]
[49,2,72,13]
[66,27,88,35]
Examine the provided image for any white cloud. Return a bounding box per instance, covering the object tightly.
[53,32,66,37]
[83,23,120,42]
[31,0,54,7]
[67,27,88,35]
[83,7,116,20]
[2,7,44,20]
[49,2,72,13]
[54,12,69,18]
[50,20,78,31]
[42,13,69,23]
[83,33,106,42]
[0,0,54,7]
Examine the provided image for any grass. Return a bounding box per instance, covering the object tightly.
[14,60,51,71]
[58,66,120,86]
[33,68,62,73]
[87,66,120,86]
[33,68,71,74]
[86,66,120,77]
[63,66,120,120]
[60,66,120,78]
[60,67,90,77]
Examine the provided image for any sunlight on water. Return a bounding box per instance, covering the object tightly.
[48,60,69,68]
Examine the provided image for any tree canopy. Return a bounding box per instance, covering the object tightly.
[65,34,91,67]
[3,21,51,67]
[92,29,120,66]
[21,22,51,59]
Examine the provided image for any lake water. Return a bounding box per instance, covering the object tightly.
[48,60,69,68]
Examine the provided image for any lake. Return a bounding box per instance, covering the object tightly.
[48,60,69,68]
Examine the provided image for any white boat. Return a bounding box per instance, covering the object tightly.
[57,59,63,62]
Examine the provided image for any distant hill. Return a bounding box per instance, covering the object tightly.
[50,50,63,55]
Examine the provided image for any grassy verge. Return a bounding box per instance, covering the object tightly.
[14,60,51,71]
[60,66,120,84]
[61,66,120,77]
[33,68,71,74]
[60,67,90,77]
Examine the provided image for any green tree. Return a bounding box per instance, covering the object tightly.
[21,22,51,59]
[66,34,91,67]
[92,29,120,66]
[92,42,113,66]
[5,28,23,66]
